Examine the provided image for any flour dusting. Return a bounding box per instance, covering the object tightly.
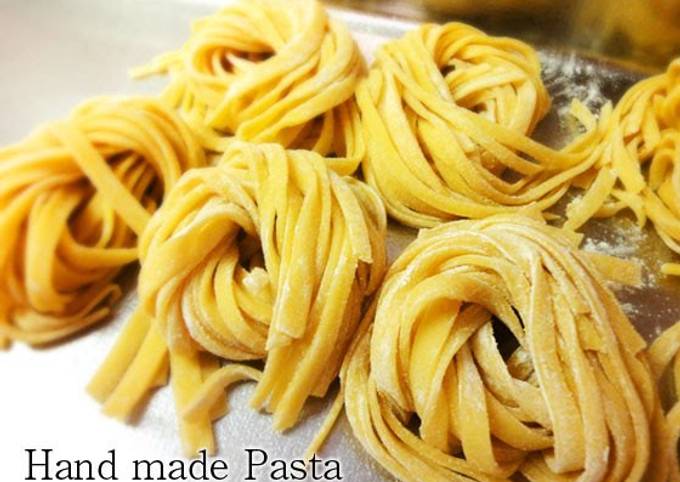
[581,218,657,288]
[541,52,609,120]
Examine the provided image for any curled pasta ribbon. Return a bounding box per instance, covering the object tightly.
[0,97,204,347]
[565,59,680,275]
[357,22,604,228]
[88,142,386,455]
[338,215,668,481]
[134,0,365,174]
[649,322,680,482]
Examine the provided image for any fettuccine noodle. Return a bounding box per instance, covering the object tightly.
[134,0,364,174]
[565,59,680,276]
[335,214,670,481]
[357,22,605,228]
[88,142,386,455]
[649,321,680,482]
[0,97,204,347]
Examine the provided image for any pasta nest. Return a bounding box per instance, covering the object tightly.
[649,321,680,481]
[0,97,204,347]
[357,22,605,228]
[341,215,670,481]
[565,58,680,276]
[135,0,365,173]
[90,142,386,455]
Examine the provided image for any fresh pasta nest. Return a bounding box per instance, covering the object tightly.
[0,0,678,475]
[341,215,671,481]
[649,322,680,480]
[565,58,680,276]
[0,97,204,347]
[357,22,607,228]
[89,142,387,455]
[135,0,365,174]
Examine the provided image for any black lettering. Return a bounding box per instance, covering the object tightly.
[26,449,52,481]
[132,459,165,480]
[323,459,342,480]
[310,454,322,480]
[99,450,118,480]
[245,449,267,481]
[210,459,229,480]
[75,459,95,480]
[54,460,72,481]
[270,459,287,481]
[188,449,208,480]
[167,459,186,480]
[289,459,307,480]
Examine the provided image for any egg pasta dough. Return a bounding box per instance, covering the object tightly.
[649,321,680,481]
[0,97,204,347]
[335,215,671,481]
[357,22,607,228]
[565,59,680,276]
[89,142,387,455]
[134,0,365,175]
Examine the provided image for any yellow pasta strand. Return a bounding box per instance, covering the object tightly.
[335,214,668,481]
[356,22,605,228]
[89,142,386,456]
[566,58,680,275]
[134,0,364,174]
[183,364,262,422]
[0,97,204,346]
[649,321,680,482]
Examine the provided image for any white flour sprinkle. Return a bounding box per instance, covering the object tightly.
[620,302,640,317]
[541,52,608,119]
[581,219,657,288]
[582,228,646,259]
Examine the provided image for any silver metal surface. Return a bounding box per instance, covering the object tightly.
[0,1,678,481]
[329,0,680,70]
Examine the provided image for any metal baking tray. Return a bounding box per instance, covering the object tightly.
[0,1,678,480]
